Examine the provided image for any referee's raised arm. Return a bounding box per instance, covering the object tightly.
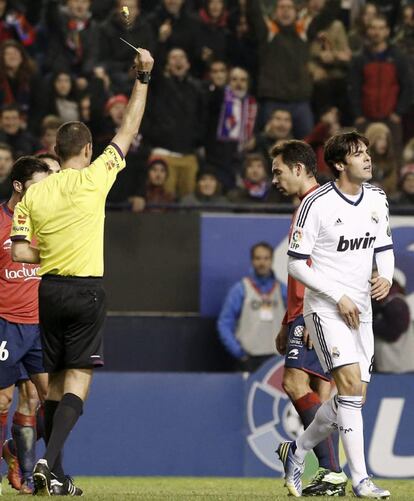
[112,48,154,157]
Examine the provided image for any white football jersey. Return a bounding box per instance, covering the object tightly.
[287,182,393,321]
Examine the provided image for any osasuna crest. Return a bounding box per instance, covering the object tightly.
[246,357,303,472]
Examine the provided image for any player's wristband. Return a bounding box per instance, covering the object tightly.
[136,71,151,84]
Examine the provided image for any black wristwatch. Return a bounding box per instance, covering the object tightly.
[136,71,151,84]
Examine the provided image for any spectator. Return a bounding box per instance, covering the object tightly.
[180,168,228,208]
[246,0,314,138]
[373,270,414,373]
[403,136,414,164]
[348,2,378,54]
[144,157,175,212]
[37,115,63,155]
[198,0,229,75]
[369,0,401,34]
[390,163,414,205]
[297,0,326,39]
[348,14,413,152]
[305,106,340,180]
[226,2,258,82]
[92,94,149,211]
[44,0,100,82]
[0,39,42,128]
[217,241,286,372]
[204,66,257,191]
[146,0,203,73]
[36,151,60,173]
[203,59,228,92]
[394,4,414,64]
[91,0,117,21]
[0,103,39,157]
[0,140,12,200]
[145,47,206,198]
[227,153,285,204]
[0,1,36,49]
[307,1,352,123]
[365,121,399,194]
[98,0,156,94]
[394,4,414,143]
[247,108,293,173]
[43,71,80,123]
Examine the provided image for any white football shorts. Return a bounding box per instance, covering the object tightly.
[304,311,374,382]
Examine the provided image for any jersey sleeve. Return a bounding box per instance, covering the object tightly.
[374,194,393,253]
[287,198,320,259]
[85,142,126,195]
[10,197,33,243]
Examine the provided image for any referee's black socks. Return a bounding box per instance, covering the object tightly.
[44,394,83,479]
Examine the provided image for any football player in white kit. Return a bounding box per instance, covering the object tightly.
[277,132,394,499]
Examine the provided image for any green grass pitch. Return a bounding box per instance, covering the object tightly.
[1,477,413,499]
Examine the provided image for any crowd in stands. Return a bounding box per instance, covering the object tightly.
[0,0,413,211]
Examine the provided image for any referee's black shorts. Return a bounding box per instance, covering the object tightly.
[39,274,106,373]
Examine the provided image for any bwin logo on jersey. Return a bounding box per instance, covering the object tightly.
[337,232,376,252]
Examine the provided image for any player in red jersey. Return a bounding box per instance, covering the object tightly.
[271,140,347,496]
[0,156,49,494]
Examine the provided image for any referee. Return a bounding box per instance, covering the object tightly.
[10,48,154,496]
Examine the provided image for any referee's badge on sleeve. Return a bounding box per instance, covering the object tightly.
[104,145,122,171]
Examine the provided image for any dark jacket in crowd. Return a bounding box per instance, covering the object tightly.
[145,74,206,154]
[146,4,202,70]
[246,0,313,101]
[98,10,156,76]
[348,45,413,120]
[0,130,39,158]
[44,0,100,76]
[198,8,229,65]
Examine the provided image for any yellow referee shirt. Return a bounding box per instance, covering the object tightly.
[10,143,126,277]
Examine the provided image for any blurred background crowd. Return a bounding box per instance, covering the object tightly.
[0,0,413,211]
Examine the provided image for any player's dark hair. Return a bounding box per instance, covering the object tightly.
[36,152,60,164]
[250,242,274,259]
[324,131,369,178]
[270,140,317,177]
[55,121,92,162]
[10,156,50,185]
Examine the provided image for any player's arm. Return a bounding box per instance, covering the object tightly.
[10,198,39,263]
[11,240,40,264]
[371,250,394,301]
[287,258,343,304]
[287,198,360,328]
[288,258,360,329]
[371,195,394,301]
[111,49,154,157]
[286,198,339,299]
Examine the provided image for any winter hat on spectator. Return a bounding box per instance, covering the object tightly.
[105,94,128,114]
[148,156,169,174]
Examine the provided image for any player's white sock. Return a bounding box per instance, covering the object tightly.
[294,394,338,462]
[336,395,368,487]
